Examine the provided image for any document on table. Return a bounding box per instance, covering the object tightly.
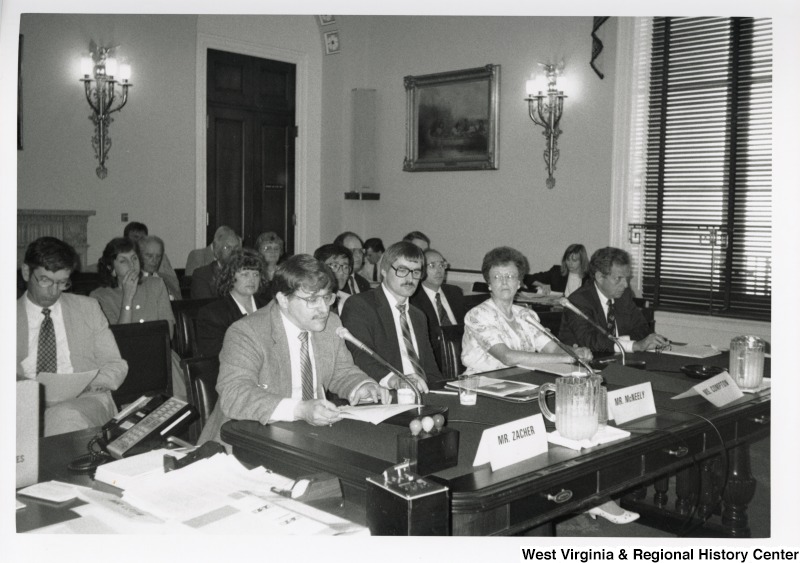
[337,404,419,424]
[94,447,189,490]
[653,344,722,358]
[527,363,588,377]
[36,370,98,403]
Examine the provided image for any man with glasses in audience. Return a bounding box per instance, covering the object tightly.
[191,228,242,299]
[198,254,389,445]
[410,248,466,368]
[313,243,354,315]
[16,237,128,436]
[333,231,371,294]
[341,241,443,392]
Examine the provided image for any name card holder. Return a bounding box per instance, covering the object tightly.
[473,414,548,471]
[397,427,459,476]
[672,371,743,406]
[607,382,657,424]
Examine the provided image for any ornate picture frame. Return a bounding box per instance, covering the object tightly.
[403,64,500,172]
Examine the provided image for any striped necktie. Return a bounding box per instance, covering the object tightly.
[37,308,57,374]
[435,292,453,326]
[396,303,424,378]
[298,331,315,400]
[606,299,617,336]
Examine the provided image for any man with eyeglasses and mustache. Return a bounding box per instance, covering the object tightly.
[199,254,390,445]
[341,241,443,394]
[16,237,128,436]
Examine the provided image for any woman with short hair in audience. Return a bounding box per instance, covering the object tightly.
[462,247,638,525]
[195,248,271,357]
[524,243,590,297]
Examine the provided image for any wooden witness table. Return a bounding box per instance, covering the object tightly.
[222,351,770,537]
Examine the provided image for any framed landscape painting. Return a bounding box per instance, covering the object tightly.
[403,64,500,172]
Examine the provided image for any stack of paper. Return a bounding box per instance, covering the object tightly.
[95,448,187,490]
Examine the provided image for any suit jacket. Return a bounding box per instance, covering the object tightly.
[409,283,466,369]
[340,287,443,384]
[17,292,128,432]
[558,284,650,353]
[198,301,374,444]
[524,265,590,293]
[341,273,371,294]
[155,253,182,301]
[195,293,271,358]
[190,262,221,299]
[185,245,215,277]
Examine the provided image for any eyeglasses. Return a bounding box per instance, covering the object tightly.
[326,262,352,273]
[427,261,449,271]
[390,265,424,279]
[491,273,519,283]
[291,292,336,308]
[349,248,365,256]
[260,245,281,253]
[31,271,72,290]
[236,270,261,279]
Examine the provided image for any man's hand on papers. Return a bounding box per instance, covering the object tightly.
[633,332,669,352]
[295,399,343,426]
[351,382,391,406]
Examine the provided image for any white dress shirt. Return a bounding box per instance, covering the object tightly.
[421,284,456,325]
[269,312,320,422]
[380,284,421,387]
[22,294,74,377]
[594,284,634,353]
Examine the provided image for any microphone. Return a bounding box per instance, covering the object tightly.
[521,315,596,375]
[558,298,627,366]
[335,327,424,405]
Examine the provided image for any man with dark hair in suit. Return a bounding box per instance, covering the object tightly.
[341,241,443,393]
[198,254,389,444]
[16,237,128,436]
[362,237,385,283]
[190,228,241,299]
[410,248,466,368]
[559,246,668,353]
[313,243,354,315]
[332,231,371,294]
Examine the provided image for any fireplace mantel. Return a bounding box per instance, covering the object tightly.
[17,209,96,269]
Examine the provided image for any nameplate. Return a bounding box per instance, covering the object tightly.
[672,371,743,406]
[607,382,656,424]
[473,414,547,471]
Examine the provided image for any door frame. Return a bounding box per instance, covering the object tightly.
[195,32,319,253]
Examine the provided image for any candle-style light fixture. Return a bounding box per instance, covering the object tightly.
[524,62,566,189]
[79,43,132,179]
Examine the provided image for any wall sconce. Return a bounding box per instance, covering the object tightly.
[524,62,566,189]
[79,44,132,179]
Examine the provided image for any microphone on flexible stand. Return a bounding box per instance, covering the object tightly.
[521,315,596,375]
[558,298,628,366]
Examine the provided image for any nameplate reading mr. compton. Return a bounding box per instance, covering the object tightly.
[473,414,548,471]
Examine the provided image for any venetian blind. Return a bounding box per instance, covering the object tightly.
[639,17,772,321]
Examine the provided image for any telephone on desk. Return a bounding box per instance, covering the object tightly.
[69,394,198,473]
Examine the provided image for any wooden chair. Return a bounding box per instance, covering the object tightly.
[439,324,465,380]
[180,356,220,443]
[171,298,216,359]
[110,320,172,409]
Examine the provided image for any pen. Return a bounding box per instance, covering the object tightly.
[429,390,458,396]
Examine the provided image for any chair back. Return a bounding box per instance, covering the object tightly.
[536,310,563,338]
[171,298,216,358]
[110,320,172,408]
[180,356,220,443]
[439,324,465,380]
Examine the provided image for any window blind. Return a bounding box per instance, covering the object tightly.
[640,17,772,321]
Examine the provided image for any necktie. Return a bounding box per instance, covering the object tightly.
[347,277,356,295]
[606,299,617,336]
[37,308,57,374]
[435,292,453,326]
[298,332,314,400]
[372,265,378,282]
[396,303,424,378]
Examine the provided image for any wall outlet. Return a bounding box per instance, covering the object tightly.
[121,213,128,222]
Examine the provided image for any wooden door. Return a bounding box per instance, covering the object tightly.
[206,49,296,251]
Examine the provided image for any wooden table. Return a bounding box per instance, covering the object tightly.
[222,352,770,536]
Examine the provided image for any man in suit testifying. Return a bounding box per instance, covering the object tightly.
[410,248,466,368]
[17,237,128,436]
[340,241,443,393]
[559,246,668,354]
[199,254,390,444]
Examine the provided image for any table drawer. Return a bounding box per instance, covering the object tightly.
[509,476,597,524]
[643,433,704,473]
[599,457,643,490]
[738,406,770,439]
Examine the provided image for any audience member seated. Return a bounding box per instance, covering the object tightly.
[137,235,182,301]
[341,241,442,392]
[255,230,284,296]
[313,243,353,315]
[559,246,668,354]
[90,237,186,400]
[191,228,241,299]
[361,237,384,283]
[195,249,271,358]
[403,230,431,250]
[16,237,128,436]
[333,231,370,294]
[524,243,590,297]
[184,226,235,277]
[124,222,181,301]
[410,248,466,365]
[198,254,389,445]
[461,246,592,374]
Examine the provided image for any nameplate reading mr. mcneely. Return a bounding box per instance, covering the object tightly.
[607,382,656,424]
[473,414,547,471]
